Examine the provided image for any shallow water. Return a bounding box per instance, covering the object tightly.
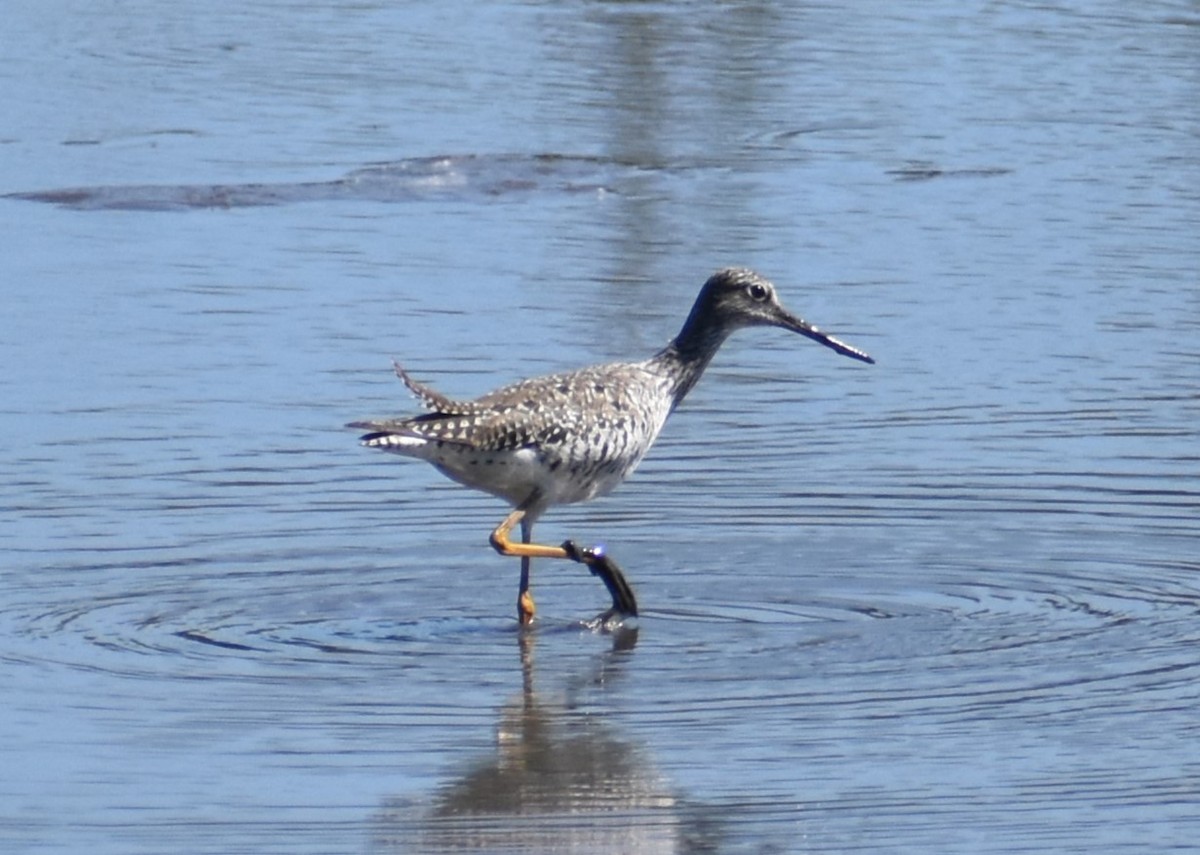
[3,1,1199,853]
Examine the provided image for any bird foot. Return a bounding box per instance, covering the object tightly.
[561,539,601,564]
[561,540,639,622]
[517,590,536,626]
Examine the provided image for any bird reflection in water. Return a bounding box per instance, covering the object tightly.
[371,628,720,853]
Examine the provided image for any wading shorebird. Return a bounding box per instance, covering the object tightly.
[349,268,873,626]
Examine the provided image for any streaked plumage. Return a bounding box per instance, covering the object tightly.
[350,268,873,625]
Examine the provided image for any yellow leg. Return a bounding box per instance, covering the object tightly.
[489,508,569,560]
[490,508,568,625]
[490,507,638,625]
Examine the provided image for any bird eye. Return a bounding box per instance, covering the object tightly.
[748,282,770,302]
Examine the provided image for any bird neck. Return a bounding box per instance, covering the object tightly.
[647,318,734,410]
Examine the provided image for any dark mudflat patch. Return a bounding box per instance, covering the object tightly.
[6,153,645,211]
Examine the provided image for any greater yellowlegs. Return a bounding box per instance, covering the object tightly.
[349,268,873,625]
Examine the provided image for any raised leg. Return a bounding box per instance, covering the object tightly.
[489,508,638,625]
[490,508,571,560]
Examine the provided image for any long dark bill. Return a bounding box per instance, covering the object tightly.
[782,312,875,365]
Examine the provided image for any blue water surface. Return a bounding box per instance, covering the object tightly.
[2,2,1198,853]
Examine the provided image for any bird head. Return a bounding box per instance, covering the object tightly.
[685,268,875,364]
